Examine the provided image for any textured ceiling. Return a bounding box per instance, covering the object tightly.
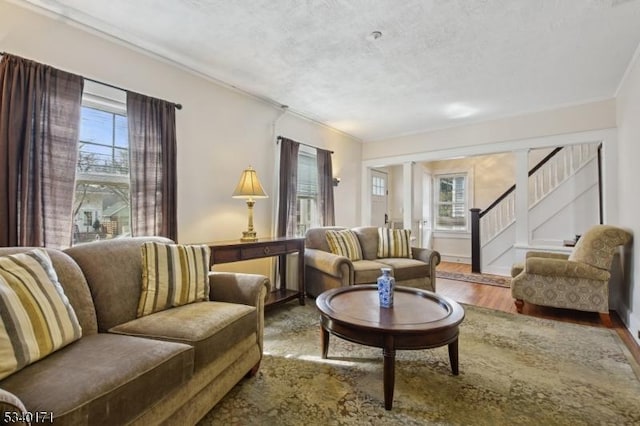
[19,0,640,141]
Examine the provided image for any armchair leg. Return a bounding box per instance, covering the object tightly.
[514,299,524,313]
[599,312,613,328]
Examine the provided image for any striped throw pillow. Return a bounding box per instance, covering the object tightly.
[377,228,412,258]
[0,249,82,380]
[137,242,211,317]
[326,230,363,261]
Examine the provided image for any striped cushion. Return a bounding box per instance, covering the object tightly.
[377,228,412,258]
[325,230,363,261]
[138,242,211,317]
[0,249,82,380]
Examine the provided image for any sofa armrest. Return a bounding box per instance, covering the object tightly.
[208,272,269,307]
[304,248,353,278]
[208,272,270,353]
[525,258,610,281]
[411,247,441,265]
[1,388,28,426]
[526,251,570,260]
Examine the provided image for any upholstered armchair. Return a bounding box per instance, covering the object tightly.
[511,225,631,326]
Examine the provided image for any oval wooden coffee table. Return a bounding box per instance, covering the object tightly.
[315,285,465,410]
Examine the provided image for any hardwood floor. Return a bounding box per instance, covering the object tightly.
[437,261,640,365]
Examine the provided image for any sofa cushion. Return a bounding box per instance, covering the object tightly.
[325,229,363,261]
[377,257,430,281]
[352,226,379,260]
[0,248,98,336]
[377,228,411,258]
[0,249,82,380]
[0,333,193,426]
[64,236,172,331]
[110,301,257,371]
[353,260,390,284]
[305,226,347,252]
[138,242,211,317]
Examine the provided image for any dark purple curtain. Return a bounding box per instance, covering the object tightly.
[126,91,177,240]
[0,54,83,248]
[316,148,335,226]
[277,137,300,237]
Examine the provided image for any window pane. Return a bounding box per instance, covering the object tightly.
[80,107,113,145]
[439,178,453,202]
[114,114,128,147]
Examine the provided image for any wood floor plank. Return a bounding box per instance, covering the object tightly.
[436,262,640,365]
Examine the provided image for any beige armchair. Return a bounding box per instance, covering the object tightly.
[511,225,631,326]
[305,226,440,297]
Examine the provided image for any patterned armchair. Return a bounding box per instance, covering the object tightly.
[510,225,631,326]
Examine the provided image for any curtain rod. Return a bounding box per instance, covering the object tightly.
[277,136,334,154]
[0,51,182,110]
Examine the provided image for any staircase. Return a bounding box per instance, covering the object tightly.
[471,143,600,274]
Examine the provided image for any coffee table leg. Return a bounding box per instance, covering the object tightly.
[321,326,329,359]
[383,335,395,410]
[448,338,459,375]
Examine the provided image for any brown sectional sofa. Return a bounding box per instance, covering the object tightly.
[0,237,269,425]
[304,226,440,297]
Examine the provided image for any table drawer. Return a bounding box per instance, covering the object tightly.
[211,248,242,263]
[242,244,287,258]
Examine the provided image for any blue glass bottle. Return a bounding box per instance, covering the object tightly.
[377,267,395,308]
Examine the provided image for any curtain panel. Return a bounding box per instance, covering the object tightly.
[0,54,83,248]
[277,137,300,237]
[316,148,335,226]
[127,92,178,240]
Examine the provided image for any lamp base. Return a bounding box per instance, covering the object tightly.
[240,231,258,242]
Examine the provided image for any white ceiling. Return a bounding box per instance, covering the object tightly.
[20,0,640,141]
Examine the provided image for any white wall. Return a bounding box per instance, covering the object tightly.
[616,45,640,345]
[363,100,616,160]
[0,1,362,276]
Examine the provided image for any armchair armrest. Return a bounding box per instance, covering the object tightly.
[525,258,610,281]
[526,251,570,260]
[304,248,353,278]
[1,388,28,426]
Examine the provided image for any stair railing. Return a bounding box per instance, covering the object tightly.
[470,145,599,273]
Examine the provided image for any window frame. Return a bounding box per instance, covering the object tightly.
[433,171,471,233]
[294,145,320,237]
[73,93,131,244]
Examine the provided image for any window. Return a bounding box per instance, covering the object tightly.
[372,175,386,196]
[295,146,320,236]
[435,173,467,231]
[72,101,130,245]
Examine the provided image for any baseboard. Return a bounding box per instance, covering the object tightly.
[481,265,511,276]
[614,300,640,347]
[440,255,471,264]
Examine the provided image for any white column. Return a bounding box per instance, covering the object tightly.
[403,162,414,230]
[515,149,529,246]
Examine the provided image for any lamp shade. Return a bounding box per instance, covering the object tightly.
[232,166,268,199]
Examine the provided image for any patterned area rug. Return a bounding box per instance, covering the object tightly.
[200,302,640,426]
[436,270,511,288]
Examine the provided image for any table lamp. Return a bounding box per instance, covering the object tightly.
[232,166,268,241]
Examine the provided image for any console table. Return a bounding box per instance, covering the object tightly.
[206,236,306,307]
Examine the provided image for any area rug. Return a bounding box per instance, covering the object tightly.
[436,270,511,288]
[199,302,640,426]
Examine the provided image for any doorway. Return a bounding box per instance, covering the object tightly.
[370,169,388,227]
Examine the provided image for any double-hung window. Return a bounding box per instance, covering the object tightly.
[435,173,468,231]
[295,146,320,236]
[73,97,130,244]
